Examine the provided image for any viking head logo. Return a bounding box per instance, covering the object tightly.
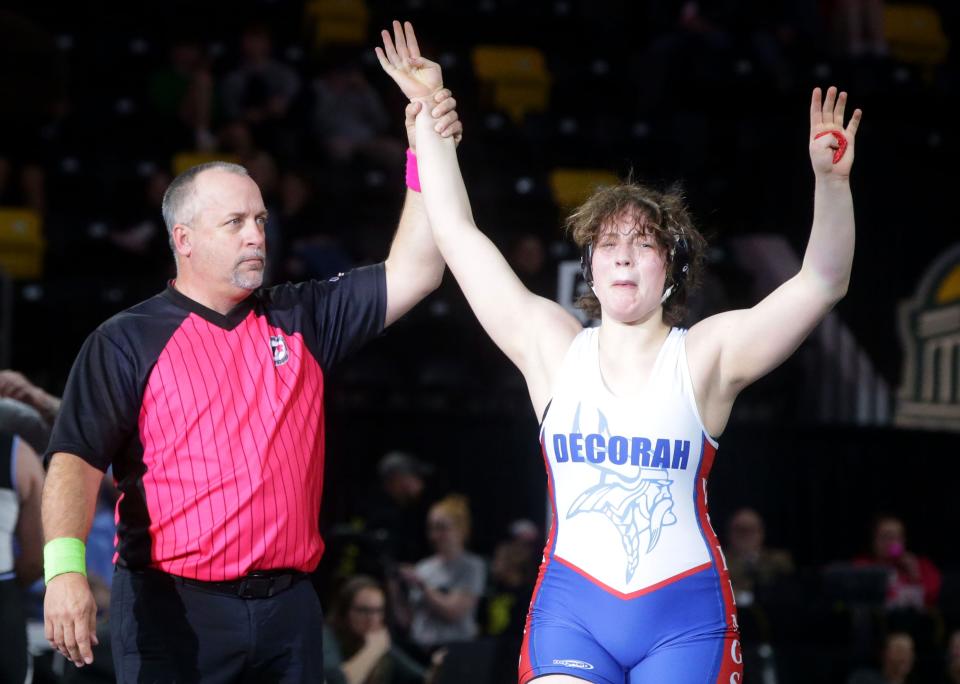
[565,403,678,582]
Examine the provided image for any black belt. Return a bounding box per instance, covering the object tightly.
[177,570,307,599]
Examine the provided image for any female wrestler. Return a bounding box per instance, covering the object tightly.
[379,25,861,684]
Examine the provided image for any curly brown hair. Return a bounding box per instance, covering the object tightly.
[565,180,707,326]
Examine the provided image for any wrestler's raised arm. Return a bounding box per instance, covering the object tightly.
[409,64,580,416]
[374,21,462,327]
[687,86,863,436]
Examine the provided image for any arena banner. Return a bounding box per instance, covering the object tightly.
[896,242,960,431]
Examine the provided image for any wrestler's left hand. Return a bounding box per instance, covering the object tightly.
[809,86,862,179]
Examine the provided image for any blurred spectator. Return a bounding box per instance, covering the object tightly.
[108,169,175,282]
[855,515,942,610]
[221,23,301,156]
[507,232,554,299]
[148,37,217,151]
[0,397,49,457]
[636,0,799,115]
[724,507,794,606]
[482,519,541,683]
[278,167,322,242]
[0,375,116,680]
[847,631,916,684]
[945,629,960,684]
[0,431,44,683]
[279,168,352,281]
[828,0,887,58]
[367,452,436,566]
[326,452,436,605]
[218,120,258,159]
[483,521,539,637]
[324,575,432,684]
[311,59,404,166]
[393,495,486,659]
[221,24,300,125]
[0,375,113,680]
[244,148,280,200]
[0,369,61,431]
[0,155,45,214]
[506,518,540,549]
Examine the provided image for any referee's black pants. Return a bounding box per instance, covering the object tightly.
[110,567,324,683]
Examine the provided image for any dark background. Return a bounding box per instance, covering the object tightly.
[2,1,959,681]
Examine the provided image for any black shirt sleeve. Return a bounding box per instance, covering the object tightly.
[309,262,387,369]
[45,329,142,471]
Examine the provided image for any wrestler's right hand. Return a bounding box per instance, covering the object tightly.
[375,20,442,102]
[44,572,99,667]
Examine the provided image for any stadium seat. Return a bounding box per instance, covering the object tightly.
[0,208,45,279]
[884,4,949,67]
[548,168,619,210]
[305,0,369,48]
[472,46,551,124]
[171,152,241,177]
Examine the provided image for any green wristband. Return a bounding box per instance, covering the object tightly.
[43,537,87,584]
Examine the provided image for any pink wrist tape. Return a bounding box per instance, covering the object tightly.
[405,148,421,192]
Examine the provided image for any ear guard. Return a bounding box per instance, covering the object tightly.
[580,234,689,301]
[580,243,595,286]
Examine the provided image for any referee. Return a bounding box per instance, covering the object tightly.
[40,70,462,681]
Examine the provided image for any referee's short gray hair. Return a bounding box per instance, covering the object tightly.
[161,161,249,248]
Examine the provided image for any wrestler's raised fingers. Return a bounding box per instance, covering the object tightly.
[392,20,410,62]
[810,87,822,131]
[380,29,400,65]
[833,90,847,128]
[403,21,421,59]
[822,86,837,126]
[846,108,863,137]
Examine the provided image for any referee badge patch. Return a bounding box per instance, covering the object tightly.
[270,335,289,366]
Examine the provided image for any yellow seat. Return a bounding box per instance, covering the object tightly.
[549,169,620,210]
[0,207,45,279]
[171,152,241,177]
[884,4,949,66]
[472,46,551,124]
[491,83,550,125]
[305,0,369,47]
[473,46,548,81]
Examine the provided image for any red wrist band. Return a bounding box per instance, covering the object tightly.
[814,130,848,164]
[405,148,421,192]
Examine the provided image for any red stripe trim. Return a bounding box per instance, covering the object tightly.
[694,437,742,683]
[554,556,713,600]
